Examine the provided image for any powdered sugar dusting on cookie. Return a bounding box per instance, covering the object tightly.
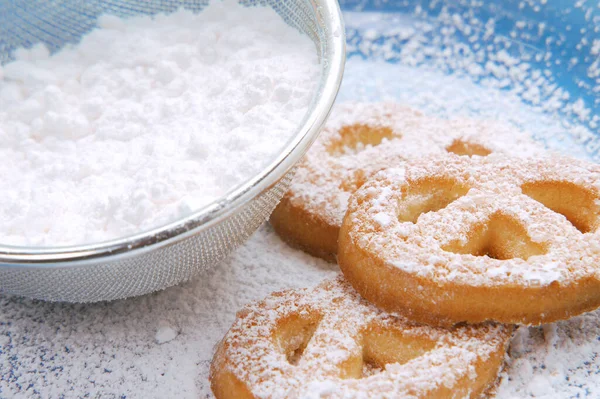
[211,276,511,398]
[347,154,600,288]
[372,212,392,227]
[283,102,546,230]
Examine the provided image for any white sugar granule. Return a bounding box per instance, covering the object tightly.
[155,322,179,344]
[0,1,319,247]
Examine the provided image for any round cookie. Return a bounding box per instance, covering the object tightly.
[338,154,600,326]
[210,276,512,399]
[270,102,545,262]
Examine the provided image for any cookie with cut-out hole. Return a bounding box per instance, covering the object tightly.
[270,102,545,262]
[338,154,600,326]
[210,276,511,399]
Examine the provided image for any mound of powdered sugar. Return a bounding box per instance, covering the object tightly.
[0,0,319,247]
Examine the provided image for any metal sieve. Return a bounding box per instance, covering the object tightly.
[0,0,345,302]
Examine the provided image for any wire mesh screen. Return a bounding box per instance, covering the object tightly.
[0,0,337,302]
[0,173,292,302]
[0,0,321,64]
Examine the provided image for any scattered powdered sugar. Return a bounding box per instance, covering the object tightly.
[497,313,600,398]
[340,11,599,163]
[2,223,600,397]
[0,1,319,247]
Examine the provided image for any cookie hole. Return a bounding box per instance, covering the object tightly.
[446,139,492,157]
[362,324,437,378]
[274,311,321,366]
[397,177,470,223]
[521,180,600,234]
[327,124,395,156]
[344,323,437,379]
[361,361,384,378]
[442,212,548,260]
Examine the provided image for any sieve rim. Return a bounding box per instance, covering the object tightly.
[0,0,346,267]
